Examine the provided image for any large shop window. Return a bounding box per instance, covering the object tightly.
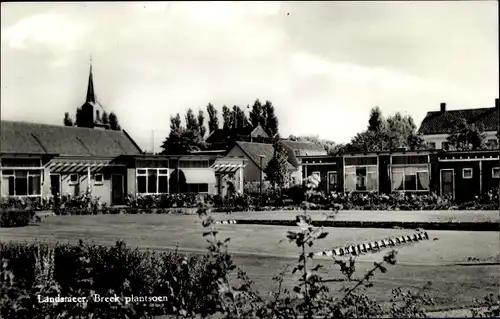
[391,167,429,191]
[1,170,42,197]
[344,166,378,192]
[178,160,210,168]
[137,168,169,194]
[186,183,209,193]
[493,167,500,179]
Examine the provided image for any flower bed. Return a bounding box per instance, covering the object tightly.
[212,219,500,231]
[1,187,498,216]
[0,197,53,211]
[0,241,221,318]
[0,209,37,228]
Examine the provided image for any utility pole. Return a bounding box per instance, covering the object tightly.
[259,155,265,206]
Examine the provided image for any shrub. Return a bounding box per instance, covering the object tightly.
[0,209,36,228]
[1,174,496,318]
[0,197,53,211]
[0,241,222,318]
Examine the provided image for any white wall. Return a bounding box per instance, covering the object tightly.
[423,131,498,149]
[226,146,264,182]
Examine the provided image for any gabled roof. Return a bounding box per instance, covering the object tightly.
[205,129,230,144]
[234,141,297,171]
[205,125,267,144]
[418,107,499,135]
[0,120,142,157]
[281,140,328,156]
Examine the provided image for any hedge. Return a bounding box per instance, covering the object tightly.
[0,209,36,228]
[1,186,498,216]
[0,241,222,319]
[213,219,500,231]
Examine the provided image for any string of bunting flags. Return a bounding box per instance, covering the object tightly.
[213,219,430,257]
[313,231,429,257]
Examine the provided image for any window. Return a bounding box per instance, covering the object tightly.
[442,142,449,151]
[69,174,79,185]
[462,168,473,179]
[391,166,429,191]
[1,170,41,196]
[345,165,378,192]
[178,160,209,168]
[492,167,499,179]
[136,168,169,194]
[94,173,104,185]
[427,142,436,150]
[487,139,498,149]
[186,183,209,193]
[328,171,337,192]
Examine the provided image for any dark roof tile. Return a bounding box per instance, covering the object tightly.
[281,140,328,156]
[418,107,499,135]
[1,121,142,157]
[235,141,297,170]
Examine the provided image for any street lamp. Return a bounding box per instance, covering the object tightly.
[259,155,266,206]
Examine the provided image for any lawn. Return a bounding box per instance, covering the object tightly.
[1,213,499,312]
[214,209,500,223]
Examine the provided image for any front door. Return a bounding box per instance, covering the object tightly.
[50,174,61,196]
[111,174,124,205]
[327,171,337,193]
[440,169,454,199]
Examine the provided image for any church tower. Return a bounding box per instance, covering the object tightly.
[80,62,97,128]
[79,59,109,129]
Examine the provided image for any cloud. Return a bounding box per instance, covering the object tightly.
[1,2,497,149]
[291,51,435,91]
[1,11,90,51]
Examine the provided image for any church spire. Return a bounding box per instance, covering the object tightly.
[86,56,95,103]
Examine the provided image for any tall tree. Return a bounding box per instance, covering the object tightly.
[346,107,425,152]
[264,141,289,193]
[108,112,121,131]
[75,108,84,127]
[206,103,219,133]
[161,111,207,155]
[232,105,249,129]
[249,99,266,128]
[63,112,74,127]
[222,105,233,131]
[263,100,279,137]
[368,106,384,132]
[446,118,486,150]
[197,110,206,138]
[185,109,199,132]
[101,111,109,125]
[170,113,182,131]
[161,114,186,155]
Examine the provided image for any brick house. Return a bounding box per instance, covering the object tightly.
[418,99,499,150]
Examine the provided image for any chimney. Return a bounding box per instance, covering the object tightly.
[495,98,499,109]
[440,102,446,113]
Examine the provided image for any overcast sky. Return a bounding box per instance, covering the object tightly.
[1,1,498,152]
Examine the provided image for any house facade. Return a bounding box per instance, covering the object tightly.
[300,155,342,193]
[122,154,246,197]
[226,141,301,186]
[0,64,247,205]
[419,99,499,150]
[0,121,142,205]
[204,125,270,151]
[0,121,247,204]
[298,150,498,202]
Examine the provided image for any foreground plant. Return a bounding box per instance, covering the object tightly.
[197,174,436,318]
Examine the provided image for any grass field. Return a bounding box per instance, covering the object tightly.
[1,213,499,312]
[214,209,500,223]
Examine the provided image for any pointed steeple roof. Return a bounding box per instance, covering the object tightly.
[86,58,95,104]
